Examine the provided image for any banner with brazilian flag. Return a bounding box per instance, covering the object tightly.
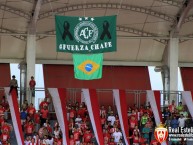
[55,15,116,54]
[73,53,103,80]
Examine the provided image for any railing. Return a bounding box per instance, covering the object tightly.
[0,87,184,110]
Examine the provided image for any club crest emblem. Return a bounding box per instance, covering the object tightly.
[154,123,168,143]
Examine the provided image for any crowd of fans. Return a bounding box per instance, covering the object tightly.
[0,92,190,145]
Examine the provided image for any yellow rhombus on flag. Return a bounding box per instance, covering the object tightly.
[73,53,103,80]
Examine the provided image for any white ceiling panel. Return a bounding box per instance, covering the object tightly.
[0,0,192,66]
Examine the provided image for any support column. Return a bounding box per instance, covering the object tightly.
[163,37,179,105]
[26,34,36,104]
[19,61,27,107]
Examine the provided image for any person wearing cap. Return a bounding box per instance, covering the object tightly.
[29,76,36,97]
[9,75,18,96]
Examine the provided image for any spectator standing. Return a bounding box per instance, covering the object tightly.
[170,116,179,128]
[1,97,9,120]
[29,76,36,97]
[9,75,18,96]
[40,106,49,126]
[112,128,122,144]
[178,114,186,128]
[168,100,176,113]
[142,124,150,144]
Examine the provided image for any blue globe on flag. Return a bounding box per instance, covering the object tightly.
[85,64,93,72]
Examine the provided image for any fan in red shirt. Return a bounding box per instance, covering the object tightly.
[100,105,107,117]
[114,115,120,128]
[69,107,76,120]
[27,103,36,119]
[73,128,83,144]
[103,129,111,143]
[0,104,5,116]
[54,135,62,145]
[1,122,11,134]
[139,137,147,145]
[82,129,93,143]
[1,98,9,120]
[39,98,49,110]
[80,120,88,133]
[129,116,138,132]
[0,115,5,126]
[77,104,87,120]
[109,138,116,145]
[128,131,140,145]
[101,114,106,127]
[40,106,49,126]
[69,134,75,145]
[25,120,35,137]
[34,111,41,132]
[0,130,10,144]
[29,76,36,97]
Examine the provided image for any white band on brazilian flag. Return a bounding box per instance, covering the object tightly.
[48,88,69,145]
[113,89,130,145]
[4,87,24,145]
[82,89,104,145]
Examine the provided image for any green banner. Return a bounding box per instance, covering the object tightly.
[55,15,116,53]
[73,53,103,80]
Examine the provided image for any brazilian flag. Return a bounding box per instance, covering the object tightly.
[73,53,103,80]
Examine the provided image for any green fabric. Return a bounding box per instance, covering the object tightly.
[55,15,117,53]
[73,53,103,80]
[141,116,148,125]
[180,111,188,118]
[176,105,183,111]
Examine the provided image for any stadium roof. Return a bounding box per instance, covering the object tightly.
[0,0,193,66]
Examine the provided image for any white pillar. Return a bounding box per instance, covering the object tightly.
[168,38,179,104]
[26,34,36,104]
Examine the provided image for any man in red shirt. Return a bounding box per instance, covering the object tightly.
[25,120,35,137]
[54,134,62,145]
[69,106,76,120]
[82,129,93,143]
[1,98,9,120]
[1,122,11,134]
[73,128,83,144]
[40,106,49,126]
[168,100,176,113]
[77,105,87,120]
[34,110,41,132]
[103,129,111,143]
[0,104,5,116]
[109,138,116,145]
[39,98,49,110]
[69,134,75,145]
[27,103,36,119]
[0,130,10,145]
[29,76,36,97]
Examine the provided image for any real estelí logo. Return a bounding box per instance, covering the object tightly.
[154,123,168,143]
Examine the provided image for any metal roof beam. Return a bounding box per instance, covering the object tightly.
[0,27,26,41]
[36,26,168,44]
[155,0,183,7]
[28,0,42,34]
[39,3,175,22]
[116,25,168,44]
[171,0,193,37]
[0,3,31,19]
[22,0,59,4]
